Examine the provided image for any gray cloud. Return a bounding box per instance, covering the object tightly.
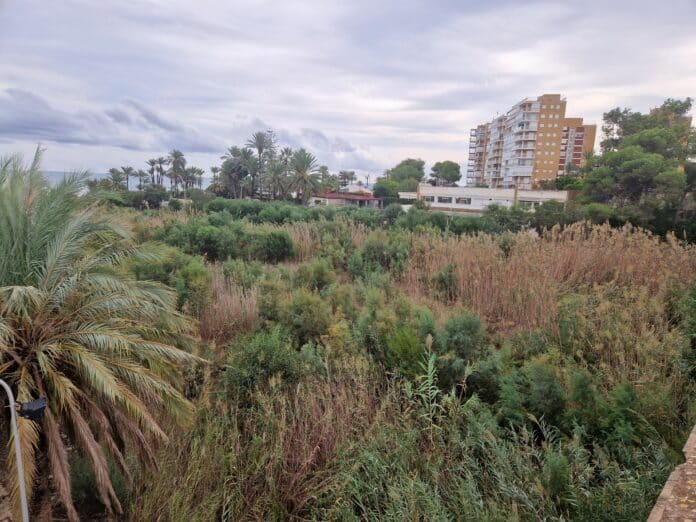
[0,88,221,152]
[0,0,694,175]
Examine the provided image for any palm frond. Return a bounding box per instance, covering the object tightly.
[0,151,201,519]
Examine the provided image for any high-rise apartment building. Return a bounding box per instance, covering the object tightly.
[466,94,596,189]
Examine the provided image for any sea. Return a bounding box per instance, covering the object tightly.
[44,171,215,189]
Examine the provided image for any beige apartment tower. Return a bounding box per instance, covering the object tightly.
[466,94,596,189]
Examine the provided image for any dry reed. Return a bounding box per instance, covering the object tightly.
[199,264,258,349]
[403,223,696,332]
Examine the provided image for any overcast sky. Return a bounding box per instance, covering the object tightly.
[1,0,694,177]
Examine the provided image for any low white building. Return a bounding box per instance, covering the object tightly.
[339,183,372,194]
[399,184,570,215]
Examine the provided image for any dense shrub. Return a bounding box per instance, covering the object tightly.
[154,218,294,263]
[294,257,336,292]
[225,327,316,398]
[432,263,459,303]
[360,230,409,275]
[222,258,263,289]
[279,289,332,346]
[384,328,423,379]
[439,311,487,361]
[523,361,566,427]
[129,243,211,315]
[248,229,294,263]
[70,455,129,517]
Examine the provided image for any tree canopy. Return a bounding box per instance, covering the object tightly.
[582,97,695,236]
[430,160,461,186]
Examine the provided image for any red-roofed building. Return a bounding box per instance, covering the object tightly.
[312,192,382,208]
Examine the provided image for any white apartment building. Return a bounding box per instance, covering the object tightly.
[466,94,596,189]
[399,184,570,216]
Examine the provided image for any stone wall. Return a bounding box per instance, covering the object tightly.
[648,424,696,521]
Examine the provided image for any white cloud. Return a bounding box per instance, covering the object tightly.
[0,0,694,176]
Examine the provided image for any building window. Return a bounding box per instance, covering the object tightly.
[437,196,453,203]
[422,196,434,202]
[456,197,471,205]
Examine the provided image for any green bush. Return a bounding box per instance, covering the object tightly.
[193,225,224,260]
[523,361,566,427]
[225,327,313,398]
[433,311,487,390]
[432,263,459,303]
[222,258,263,289]
[564,369,604,438]
[168,198,183,211]
[70,454,128,516]
[130,243,211,315]
[466,349,501,403]
[293,257,336,292]
[361,230,409,275]
[188,188,215,209]
[440,311,486,361]
[383,203,405,224]
[279,289,332,346]
[508,329,552,361]
[385,328,423,379]
[247,229,294,263]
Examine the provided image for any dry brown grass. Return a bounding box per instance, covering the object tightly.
[242,375,381,518]
[129,373,383,521]
[283,222,321,262]
[336,216,369,248]
[403,223,696,333]
[199,264,258,349]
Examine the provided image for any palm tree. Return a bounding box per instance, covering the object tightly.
[136,169,148,190]
[190,167,205,189]
[245,131,275,198]
[339,170,356,188]
[279,147,294,197]
[221,146,255,198]
[107,167,126,190]
[290,148,320,204]
[263,161,287,200]
[121,166,135,192]
[280,147,293,171]
[182,167,204,193]
[156,156,168,187]
[210,166,220,185]
[318,165,338,192]
[167,150,186,193]
[0,150,198,520]
[146,159,157,185]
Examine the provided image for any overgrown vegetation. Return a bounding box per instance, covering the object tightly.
[1,97,695,521]
[128,210,696,521]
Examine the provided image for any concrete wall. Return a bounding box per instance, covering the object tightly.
[648,423,696,520]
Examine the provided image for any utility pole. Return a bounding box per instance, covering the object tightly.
[0,378,29,522]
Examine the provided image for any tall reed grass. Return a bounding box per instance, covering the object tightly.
[403,223,696,332]
[129,375,380,521]
[199,264,258,349]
